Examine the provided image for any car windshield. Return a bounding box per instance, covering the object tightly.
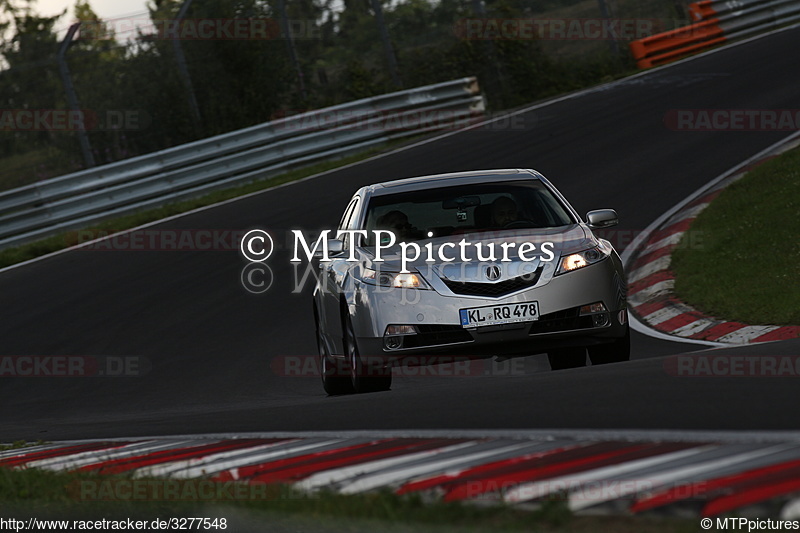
[362,180,575,245]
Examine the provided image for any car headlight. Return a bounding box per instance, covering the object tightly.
[556,240,612,275]
[360,267,432,289]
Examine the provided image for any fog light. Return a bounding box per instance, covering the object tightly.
[592,313,610,327]
[384,336,403,350]
[579,302,607,315]
[385,325,417,335]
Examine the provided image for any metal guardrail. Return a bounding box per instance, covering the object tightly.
[689,0,798,21]
[629,0,800,68]
[0,77,484,249]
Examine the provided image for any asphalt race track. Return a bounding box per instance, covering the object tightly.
[1,28,799,441]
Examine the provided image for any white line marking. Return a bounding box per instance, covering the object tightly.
[642,306,685,326]
[630,314,727,347]
[295,441,478,492]
[0,444,64,460]
[716,325,780,343]
[400,442,574,489]
[641,232,684,256]
[503,446,715,503]
[336,442,536,495]
[628,256,671,284]
[569,443,798,511]
[666,203,708,225]
[49,428,800,445]
[628,280,675,303]
[781,497,800,520]
[202,439,347,481]
[132,440,298,479]
[24,441,193,471]
[39,441,198,471]
[671,318,718,337]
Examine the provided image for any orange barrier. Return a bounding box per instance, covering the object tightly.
[629,18,726,68]
[688,0,720,21]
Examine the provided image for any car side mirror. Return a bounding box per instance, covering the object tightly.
[312,238,344,258]
[327,238,344,255]
[586,209,618,229]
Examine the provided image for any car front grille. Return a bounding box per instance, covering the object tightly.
[440,266,544,298]
[402,324,473,348]
[528,306,595,334]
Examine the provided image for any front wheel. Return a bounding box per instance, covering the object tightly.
[317,319,354,395]
[344,315,392,393]
[588,327,631,365]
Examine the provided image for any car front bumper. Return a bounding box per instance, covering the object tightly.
[349,256,628,362]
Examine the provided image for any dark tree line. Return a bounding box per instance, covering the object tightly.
[0,0,631,188]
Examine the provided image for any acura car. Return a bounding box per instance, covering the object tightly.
[313,169,629,394]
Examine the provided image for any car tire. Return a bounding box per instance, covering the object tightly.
[345,315,392,393]
[547,347,587,370]
[317,319,355,396]
[588,327,631,365]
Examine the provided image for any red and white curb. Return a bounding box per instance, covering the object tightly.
[4,432,800,518]
[623,131,800,345]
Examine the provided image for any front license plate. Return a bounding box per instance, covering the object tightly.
[459,302,539,328]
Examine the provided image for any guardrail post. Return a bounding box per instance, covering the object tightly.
[471,0,505,109]
[57,23,96,169]
[172,0,203,137]
[596,0,621,59]
[371,0,403,88]
[277,0,308,102]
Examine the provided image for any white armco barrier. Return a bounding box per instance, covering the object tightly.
[0,77,484,249]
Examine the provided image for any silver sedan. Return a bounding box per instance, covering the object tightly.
[313,169,629,394]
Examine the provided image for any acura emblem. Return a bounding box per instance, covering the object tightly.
[486,265,501,281]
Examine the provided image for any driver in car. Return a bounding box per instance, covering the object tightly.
[490,196,519,227]
[376,210,424,241]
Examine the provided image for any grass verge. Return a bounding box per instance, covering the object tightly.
[0,467,699,532]
[671,146,800,326]
[0,441,47,453]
